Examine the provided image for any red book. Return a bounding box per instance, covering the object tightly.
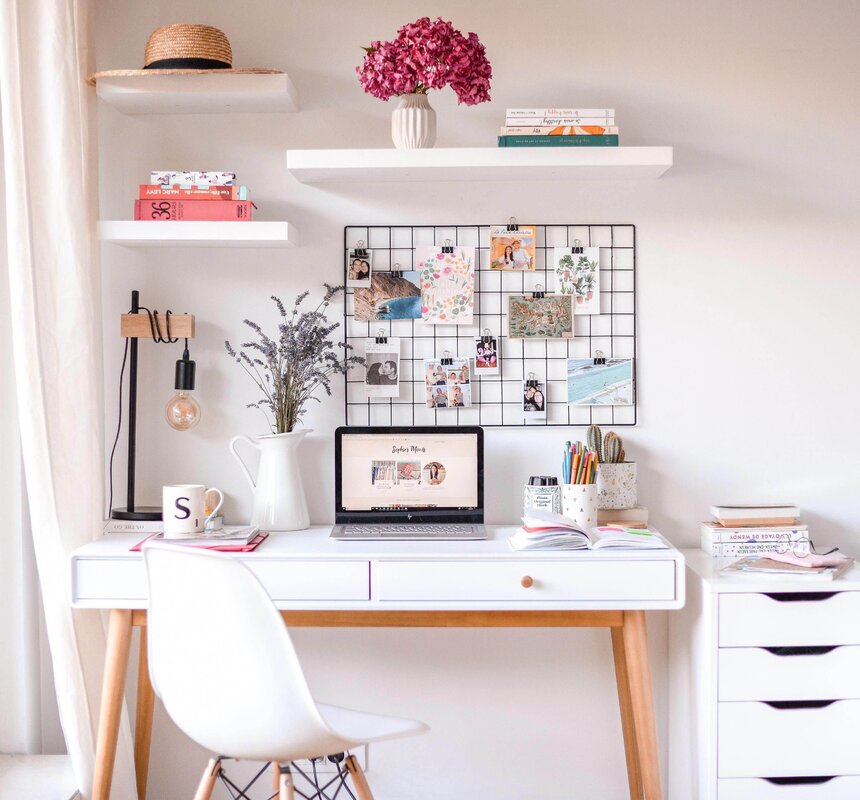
[134,199,252,221]
[138,184,242,201]
[130,531,269,552]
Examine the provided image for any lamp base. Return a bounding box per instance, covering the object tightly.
[110,506,163,521]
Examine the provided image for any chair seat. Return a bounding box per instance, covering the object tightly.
[317,702,429,745]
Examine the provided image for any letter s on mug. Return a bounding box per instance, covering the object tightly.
[174,496,191,520]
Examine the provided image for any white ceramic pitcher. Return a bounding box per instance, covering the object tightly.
[229,430,311,531]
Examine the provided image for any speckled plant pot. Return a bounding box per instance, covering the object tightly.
[597,462,638,510]
[562,484,599,529]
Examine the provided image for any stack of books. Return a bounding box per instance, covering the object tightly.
[702,504,809,558]
[134,170,252,221]
[509,509,668,551]
[498,108,618,148]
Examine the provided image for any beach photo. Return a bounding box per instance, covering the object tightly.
[346,248,373,288]
[553,246,600,315]
[567,358,634,405]
[508,295,574,338]
[489,224,537,271]
[364,337,400,399]
[396,461,422,484]
[354,271,422,321]
[422,461,447,486]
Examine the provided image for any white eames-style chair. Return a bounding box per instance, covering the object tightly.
[143,542,428,800]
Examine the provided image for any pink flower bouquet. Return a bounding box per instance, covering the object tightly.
[357,17,492,105]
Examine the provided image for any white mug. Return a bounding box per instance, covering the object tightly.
[162,484,224,536]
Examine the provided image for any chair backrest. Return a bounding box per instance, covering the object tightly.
[143,543,331,760]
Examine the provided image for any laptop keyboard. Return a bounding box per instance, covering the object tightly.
[339,524,481,539]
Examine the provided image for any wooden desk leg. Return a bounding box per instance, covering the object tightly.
[621,610,662,800]
[92,609,134,800]
[611,626,644,800]
[134,627,156,800]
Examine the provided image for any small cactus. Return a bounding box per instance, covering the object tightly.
[587,424,603,461]
[603,431,625,463]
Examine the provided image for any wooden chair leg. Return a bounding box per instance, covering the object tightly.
[622,610,663,800]
[193,758,221,800]
[279,767,295,800]
[272,761,282,792]
[612,626,644,800]
[134,627,156,800]
[345,754,375,800]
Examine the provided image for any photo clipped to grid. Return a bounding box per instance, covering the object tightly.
[343,224,636,428]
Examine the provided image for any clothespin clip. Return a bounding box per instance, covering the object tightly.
[441,238,455,254]
[571,238,584,255]
[531,283,545,299]
[506,216,518,232]
[441,350,454,366]
[525,372,540,388]
[481,327,494,344]
[375,328,388,345]
[390,262,403,278]
[353,239,369,258]
[593,349,607,366]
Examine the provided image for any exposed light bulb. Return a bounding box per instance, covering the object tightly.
[165,344,201,431]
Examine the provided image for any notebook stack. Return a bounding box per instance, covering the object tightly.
[498,108,618,148]
[134,171,252,221]
[702,504,809,558]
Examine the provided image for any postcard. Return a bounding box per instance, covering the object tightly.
[364,337,400,398]
[424,357,472,408]
[416,245,475,324]
[354,271,422,321]
[490,224,537,271]
[347,248,373,288]
[553,246,600,315]
[567,358,634,406]
[474,336,499,375]
[523,379,547,420]
[508,295,574,338]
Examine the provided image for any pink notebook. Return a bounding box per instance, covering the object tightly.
[130,531,269,553]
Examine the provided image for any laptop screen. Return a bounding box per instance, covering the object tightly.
[336,428,481,518]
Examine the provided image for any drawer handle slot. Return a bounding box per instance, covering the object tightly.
[764,645,837,657]
[764,591,838,602]
[763,776,836,786]
[763,699,837,710]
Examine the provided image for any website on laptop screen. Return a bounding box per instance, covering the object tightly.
[340,432,479,511]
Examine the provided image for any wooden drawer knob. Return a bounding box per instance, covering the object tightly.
[521,576,534,588]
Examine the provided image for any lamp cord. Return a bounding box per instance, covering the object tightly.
[107,337,130,518]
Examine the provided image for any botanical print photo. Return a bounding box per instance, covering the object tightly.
[523,379,547,420]
[553,246,600,315]
[508,294,574,339]
[416,245,475,325]
[354,271,422,321]
[346,248,373,288]
[490,224,537,271]
[364,337,400,398]
[567,358,634,406]
[424,357,472,408]
[474,336,499,375]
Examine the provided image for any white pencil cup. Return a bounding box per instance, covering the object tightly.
[562,484,599,529]
[596,462,638,510]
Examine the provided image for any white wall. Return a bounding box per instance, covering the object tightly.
[95,1,860,797]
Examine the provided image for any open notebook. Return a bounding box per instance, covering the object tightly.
[509,509,669,551]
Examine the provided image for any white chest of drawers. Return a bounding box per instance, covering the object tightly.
[669,549,860,800]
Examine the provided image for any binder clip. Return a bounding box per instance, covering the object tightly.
[571,238,584,255]
[390,262,403,278]
[593,350,607,366]
[481,328,494,345]
[525,372,540,388]
[375,328,388,345]
[441,350,454,366]
[506,216,518,232]
[441,238,455,254]
[531,283,546,299]
[353,239,369,258]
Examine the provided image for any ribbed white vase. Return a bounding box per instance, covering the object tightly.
[391,93,437,149]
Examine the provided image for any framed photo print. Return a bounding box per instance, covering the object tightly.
[346,245,373,288]
[474,335,499,375]
[552,246,600,315]
[354,271,422,321]
[424,357,472,408]
[567,358,634,406]
[508,294,574,339]
[490,224,537,271]
[523,377,547,420]
[364,337,400,398]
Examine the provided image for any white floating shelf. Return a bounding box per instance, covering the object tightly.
[98,221,297,248]
[286,146,673,183]
[96,73,298,114]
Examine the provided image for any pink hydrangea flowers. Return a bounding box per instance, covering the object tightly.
[357,17,492,105]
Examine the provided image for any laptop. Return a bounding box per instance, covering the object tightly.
[331,426,486,540]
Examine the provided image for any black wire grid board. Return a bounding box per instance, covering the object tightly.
[343,224,637,428]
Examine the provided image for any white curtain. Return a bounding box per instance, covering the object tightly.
[0,1,137,797]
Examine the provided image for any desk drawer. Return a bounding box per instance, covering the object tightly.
[719,646,860,701]
[719,777,860,799]
[719,700,860,778]
[376,560,675,602]
[251,561,370,601]
[719,592,860,647]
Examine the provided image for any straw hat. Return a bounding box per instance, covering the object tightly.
[87,24,281,85]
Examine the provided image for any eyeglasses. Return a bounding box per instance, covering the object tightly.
[770,536,838,558]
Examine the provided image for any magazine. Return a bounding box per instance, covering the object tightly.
[509,509,669,551]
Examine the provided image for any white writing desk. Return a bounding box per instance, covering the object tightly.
[71,526,685,800]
